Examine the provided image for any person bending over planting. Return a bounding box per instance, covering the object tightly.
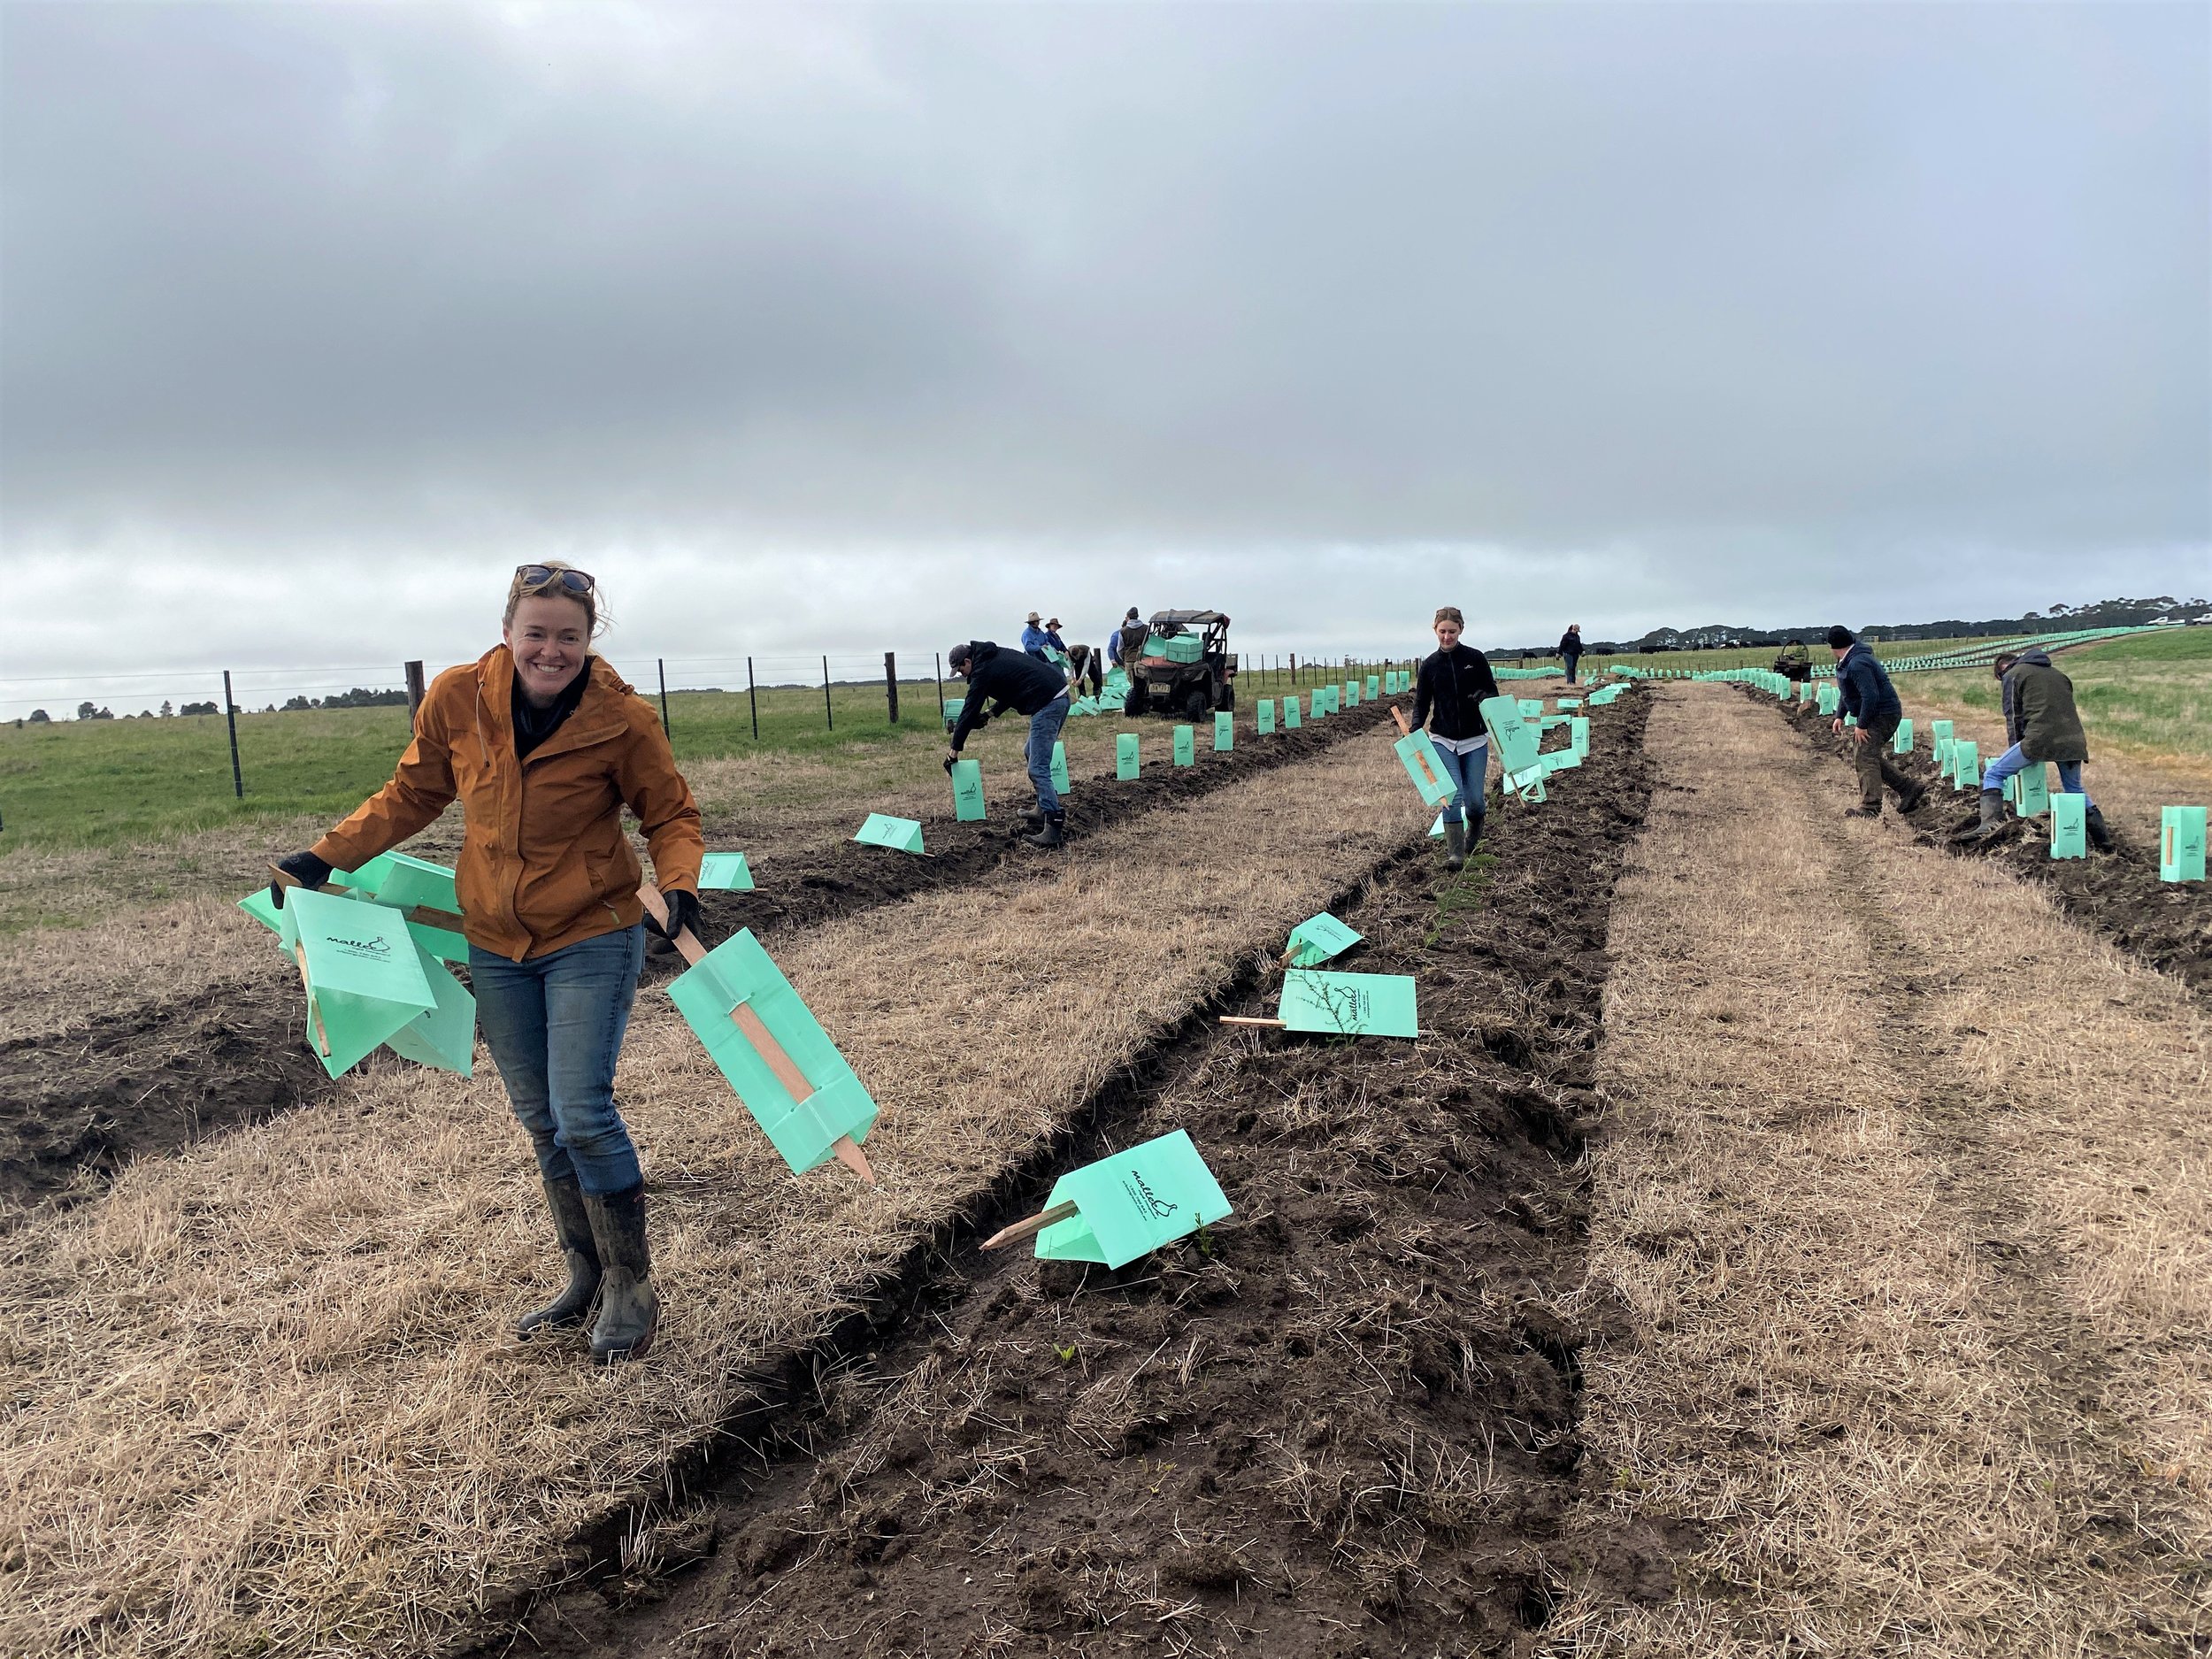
[946,639,1072,848]
[1410,605,1501,871]
[1828,626,1926,820]
[269,562,703,1365]
[1973,649,2111,850]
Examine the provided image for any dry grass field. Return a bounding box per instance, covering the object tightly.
[6,667,2206,1659]
[1,726,1433,1656]
[1555,684,2210,1655]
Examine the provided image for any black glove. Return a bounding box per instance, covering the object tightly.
[647,887,704,945]
[943,750,958,773]
[270,850,334,909]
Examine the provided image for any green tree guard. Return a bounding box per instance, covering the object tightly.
[2162,807,2207,882]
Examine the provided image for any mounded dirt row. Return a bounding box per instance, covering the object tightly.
[494,691,1656,1658]
[0,701,1403,1223]
[1754,687,2212,995]
[1555,684,2212,1655]
[4,708,1513,1659]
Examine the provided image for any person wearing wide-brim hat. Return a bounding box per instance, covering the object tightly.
[1020,611,1050,660]
[269,562,704,1364]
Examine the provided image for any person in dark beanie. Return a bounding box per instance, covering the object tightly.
[1974,649,2111,849]
[1827,626,1925,819]
[946,640,1073,848]
[1410,605,1501,870]
[1558,623,1584,685]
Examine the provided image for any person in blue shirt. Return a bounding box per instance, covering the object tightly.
[1019,612,1050,659]
[1827,626,1924,819]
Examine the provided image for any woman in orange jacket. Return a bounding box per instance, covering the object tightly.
[272,564,703,1364]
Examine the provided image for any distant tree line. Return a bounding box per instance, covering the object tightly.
[1534,594,2210,655]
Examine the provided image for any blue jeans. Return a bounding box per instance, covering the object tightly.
[1980,743,2092,806]
[1433,740,1488,826]
[1027,694,1071,814]
[471,925,647,1194]
[1563,655,1580,685]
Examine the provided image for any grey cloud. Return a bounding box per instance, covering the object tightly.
[1,1,2205,691]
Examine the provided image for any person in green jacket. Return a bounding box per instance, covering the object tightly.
[1976,649,2111,849]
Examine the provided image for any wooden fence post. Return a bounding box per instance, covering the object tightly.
[222,671,242,800]
[404,660,426,727]
[884,651,899,724]
[748,657,758,741]
[823,656,833,731]
[657,658,672,733]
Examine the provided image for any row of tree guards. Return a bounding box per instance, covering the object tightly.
[192,652,1416,802]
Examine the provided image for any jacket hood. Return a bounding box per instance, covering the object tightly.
[2015,648,2053,668]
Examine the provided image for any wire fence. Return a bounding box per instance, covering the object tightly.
[0,648,1438,803]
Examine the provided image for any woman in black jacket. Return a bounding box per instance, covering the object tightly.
[1410,606,1502,870]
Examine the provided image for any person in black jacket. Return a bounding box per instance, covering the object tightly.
[1410,606,1502,870]
[946,640,1073,847]
[1827,626,1924,819]
[1558,623,1584,685]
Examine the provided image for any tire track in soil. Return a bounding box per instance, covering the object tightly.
[1753,691,2212,996]
[481,695,1656,1659]
[0,704,1406,1225]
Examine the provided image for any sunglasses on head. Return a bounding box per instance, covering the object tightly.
[515,565,595,596]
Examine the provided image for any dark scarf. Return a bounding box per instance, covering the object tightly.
[512,660,590,759]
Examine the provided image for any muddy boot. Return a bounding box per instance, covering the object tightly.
[518,1175,601,1339]
[2085,804,2113,853]
[1443,818,1468,872]
[583,1185,660,1365]
[1966,789,2005,837]
[1844,803,1881,819]
[1023,810,1065,849]
[1895,780,1927,815]
[1019,806,1046,828]
[1464,812,1486,854]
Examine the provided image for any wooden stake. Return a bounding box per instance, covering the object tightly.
[291,942,331,1057]
[980,1199,1079,1252]
[1218,1015,1287,1029]
[639,881,876,1186]
[1391,708,1412,736]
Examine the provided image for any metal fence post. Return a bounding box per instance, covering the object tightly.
[657,658,671,733]
[404,660,426,727]
[747,657,758,741]
[823,656,833,731]
[884,650,899,724]
[222,671,243,800]
[934,653,945,722]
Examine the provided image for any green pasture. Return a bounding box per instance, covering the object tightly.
[0,660,1398,853]
[1904,626,2212,764]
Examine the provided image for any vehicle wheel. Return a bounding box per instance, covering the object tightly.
[1124,685,1146,718]
[1218,681,1235,711]
[1184,686,1209,722]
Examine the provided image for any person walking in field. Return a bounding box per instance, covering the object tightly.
[1410,605,1501,871]
[1557,623,1584,685]
[1827,626,1926,819]
[946,639,1073,848]
[269,562,703,1365]
[1973,649,2112,850]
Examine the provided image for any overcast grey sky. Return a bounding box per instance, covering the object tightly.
[4,1,2207,710]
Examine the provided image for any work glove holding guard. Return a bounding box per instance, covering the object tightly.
[645,888,704,947]
[269,850,334,909]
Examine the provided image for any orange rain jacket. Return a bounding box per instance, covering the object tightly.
[312,647,704,962]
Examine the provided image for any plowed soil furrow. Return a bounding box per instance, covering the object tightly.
[1755,689,2212,995]
[489,697,1657,1658]
[0,703,1402,1224]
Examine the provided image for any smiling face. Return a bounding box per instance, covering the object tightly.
[1434,618,1463,650]
[503,593,592,704]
